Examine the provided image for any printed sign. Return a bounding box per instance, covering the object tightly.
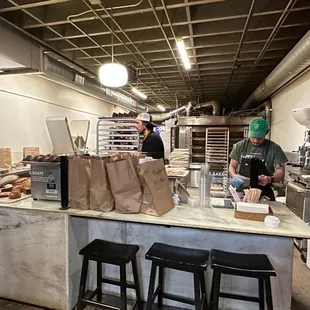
[23,147,40,158]
[0,148,12,168]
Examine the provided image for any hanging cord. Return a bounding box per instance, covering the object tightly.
[111,9,114,63]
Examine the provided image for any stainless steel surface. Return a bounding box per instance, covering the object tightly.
[188,167,201,188]
[178,126,186,150]
[152,105,188,122]
[206,127,229,194]
[178,116,254,126]
[97,117,140,154]
[191,101,220,116]
[286,181,310,253]
[288,166,310,188]
[30,163,61,201]
[177,116,249,164]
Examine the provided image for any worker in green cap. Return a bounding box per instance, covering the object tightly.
[229,117,288,200]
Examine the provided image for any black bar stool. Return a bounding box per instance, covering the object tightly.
[77,239,142,310]
[209,249,277,310]
[145,242,209,310]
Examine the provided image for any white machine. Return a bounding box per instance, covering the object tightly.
[292,108,310,167]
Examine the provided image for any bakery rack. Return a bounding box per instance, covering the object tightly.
[96,117,140,154]
[205,127,229,197]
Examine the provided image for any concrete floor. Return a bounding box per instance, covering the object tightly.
[291,249,310,310]
[1,249,309,310]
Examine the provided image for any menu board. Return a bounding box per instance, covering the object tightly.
[23,147,40,158]
[0,148,12,168]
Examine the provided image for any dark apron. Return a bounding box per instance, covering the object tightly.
[238,139,275,201]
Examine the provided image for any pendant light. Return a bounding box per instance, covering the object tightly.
[99,14,128,87]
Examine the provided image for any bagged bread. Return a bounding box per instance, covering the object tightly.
[69,156,90,210]
[89,157,114,212]
[106,157,142,213]
[139,159,174,217]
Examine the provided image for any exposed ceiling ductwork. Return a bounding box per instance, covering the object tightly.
[151,104,189,122]
[151,100,220,122]
[0,20,41,75]
[242,29,310,109]
[191,100,220,116]
[41,56,147,112]
[0,21,147,113]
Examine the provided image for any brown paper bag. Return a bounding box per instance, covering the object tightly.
[106,158,142,213]
[139,159,174,216]
[89,157,115,212]
[69,156,90,210]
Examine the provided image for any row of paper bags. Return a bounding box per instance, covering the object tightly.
[68,155,175,216]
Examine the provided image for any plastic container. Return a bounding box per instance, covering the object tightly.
[264,215,280,228]
[200,163,210,207]
[188,196,201,208]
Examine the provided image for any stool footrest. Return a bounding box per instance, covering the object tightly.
[162,292,195,305]
[219,292,259,303]
[101,277,136,289]
[83,298,119,310]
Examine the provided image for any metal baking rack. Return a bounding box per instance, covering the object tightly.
[97,117,140,154]
[205,127,230,197]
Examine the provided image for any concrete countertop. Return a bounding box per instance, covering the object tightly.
[0,198,310,239]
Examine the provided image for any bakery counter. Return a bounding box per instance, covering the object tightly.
[1,198,310,239]
[0,199,309,310]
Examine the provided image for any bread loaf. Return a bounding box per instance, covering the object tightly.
[9,191,21,199]
[0,175,19,187]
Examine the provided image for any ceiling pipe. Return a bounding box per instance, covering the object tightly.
[104,0,144,10]
[242,29,310,109]
[84,0,175,103]
[191,100,220,116]
[244,0,297,80]
[225,0,256,95]
[151,100,220,121]
[72,2,170,107]
[158,0,196,99]
[0,10,148,111]
[147,0,193,101]
[151,105,188,122]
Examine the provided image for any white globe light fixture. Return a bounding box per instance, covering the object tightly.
[98,17,128,88]
[99,63,128,88]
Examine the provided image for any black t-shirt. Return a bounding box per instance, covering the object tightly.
[142,132,165,159]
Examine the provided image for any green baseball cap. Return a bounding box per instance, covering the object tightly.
[248,118,269,138]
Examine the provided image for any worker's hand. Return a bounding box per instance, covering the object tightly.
[258,175,272,186]
[231,176,244,188]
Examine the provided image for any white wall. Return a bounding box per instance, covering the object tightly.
[0,74,126,161]
[271,70,310,152]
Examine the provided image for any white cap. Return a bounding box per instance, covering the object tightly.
[136,113,156,126]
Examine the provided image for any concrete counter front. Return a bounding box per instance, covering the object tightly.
[0,199,309,310]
